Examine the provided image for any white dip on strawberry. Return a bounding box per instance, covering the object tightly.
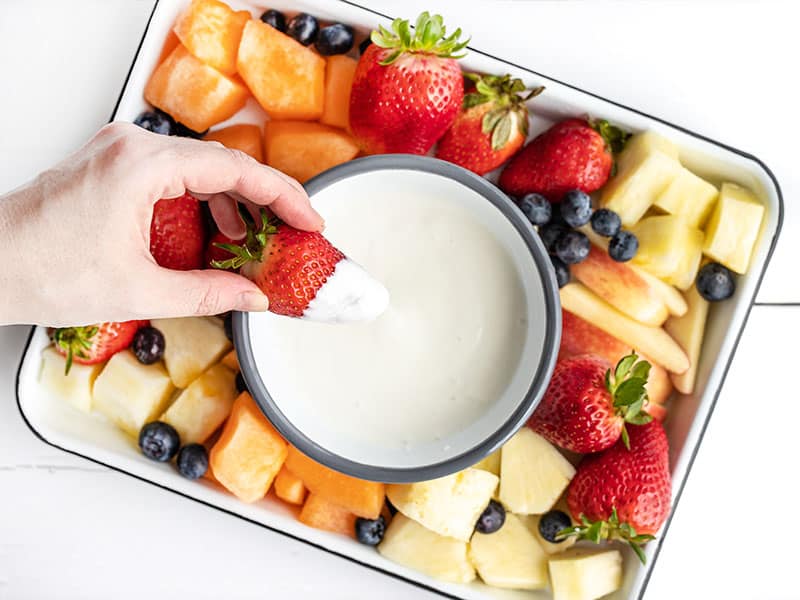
[248,169,542,467]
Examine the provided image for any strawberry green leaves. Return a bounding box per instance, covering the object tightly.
[52,326,99,375]
[211,210,277,271]
[557,509,656,565]
[371,12,470,65]
[605,351,653,448]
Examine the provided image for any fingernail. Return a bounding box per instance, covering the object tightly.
[237,291,269,312]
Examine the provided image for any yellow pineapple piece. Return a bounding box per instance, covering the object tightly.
[703,182,764,273]
[152,317,231,388]
[631,215,704,290]
[39,347,102,413]
[548,549,623,600]
[471,448,501,475]
[616,130,679,174]
[654,167,718,228]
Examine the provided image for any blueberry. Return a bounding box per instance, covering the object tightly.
[132,326,165,365]
[139,421,180,462]
[316,23,355,56]
[177,443,209,479]
[286,12,319,46]
[358,37,372,55]
[608,230,639,262]
[696,262,735,301]
[550,255,570,288]
[518,193,551,227]
[235,371,248,394]
[355,515,386,546]
[260,9,286,32]
[539,224,567,255]
[174,122,208,139]
[538,510,572,543]
[560,190,593,228]
[475,499,505,534]
[555,230,590,264]
[590,208,621,237]
[133,110,175,135]
[223,312,233,341]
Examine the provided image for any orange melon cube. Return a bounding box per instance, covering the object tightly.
[284,446,384,519]
[144,44,249,133]
[274,466,307,505]
[157,30,180,66]
[264,121,359,183]
[174,0,249,76]
[219,348,240,371]
[320,55,357,130]
[299,493,357,538]
[205,124,263,162]
[237,19,325,120]
[209,392,287,503]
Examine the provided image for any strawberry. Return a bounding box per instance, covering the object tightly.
[528,351,653,453]
[212,212,388,322]
[498,118,629,200]
[204,231,238,270]
[349,12,469,155]
[561,420,672,563]
[435,74,543,175]
[52,320,147,374]
[150,192,206,270]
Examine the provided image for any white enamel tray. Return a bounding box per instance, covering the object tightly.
[16,1,784,598]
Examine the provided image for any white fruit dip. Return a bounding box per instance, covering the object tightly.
[247,169,546,468]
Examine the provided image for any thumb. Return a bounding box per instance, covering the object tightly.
[150,268,269,318]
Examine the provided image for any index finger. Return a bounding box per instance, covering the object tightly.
[152,136,323,232]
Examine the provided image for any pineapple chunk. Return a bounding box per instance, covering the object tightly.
[631,215,704,290]
[520,513,577,555]
[152,317,231,387]
[654,167,718,228]
[703,182,764,273]
[664,285,709,394]
[39,347,102,412]
[386,468,498,542]
[161,363,236,444]
[92,351,175,436]
[548,549,623,600]
[469,513,548,589]
[378,514,475,584]
[499,428,575,514]
[601,131,682,226]
[471,448,501,476]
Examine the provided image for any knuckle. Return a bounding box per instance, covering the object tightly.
[193,286,224,316]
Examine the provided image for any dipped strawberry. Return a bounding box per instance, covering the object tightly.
[528,351,652,453]
[349,12,468,155]
[561,420,672,563]
[52,320,148,374]
[212,213,389,322]
[436,74,543,175]
[499,118,628,200]
[150,192,206,270]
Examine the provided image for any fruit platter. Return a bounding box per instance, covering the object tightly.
[16,1,782,599]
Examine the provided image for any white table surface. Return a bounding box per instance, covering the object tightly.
[1,1,798,598]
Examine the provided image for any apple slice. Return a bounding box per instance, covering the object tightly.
[664,286,709,394]
[560,283,689,374]
[570,245,668,326]
[560,309,673,405]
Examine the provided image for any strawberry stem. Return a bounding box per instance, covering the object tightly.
[557,509,656,565]
[370,12,470,65]
[605,351,653,449]
[52,326,99,375]
[211,210,277,271]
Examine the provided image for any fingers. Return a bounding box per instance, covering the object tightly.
[206,193,246,240]
[146,267,269,318]
[153,137,324,231]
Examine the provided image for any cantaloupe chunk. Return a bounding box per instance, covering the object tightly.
[320,55,357,130]
[299,493,357,538]
[157,30,180,66]
[205,124,263,162]
[174,0,249,76]
[145,44,249,133]
[237,19,325,120]
[220,348,239,371]
[264,121,359,183]
[274,466,307,505]
[209,392,287,503]
[284,446,384,518]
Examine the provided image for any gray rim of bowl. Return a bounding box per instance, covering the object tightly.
[233,154,562,483]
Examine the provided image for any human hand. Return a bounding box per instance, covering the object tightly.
[0,122,323,327]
